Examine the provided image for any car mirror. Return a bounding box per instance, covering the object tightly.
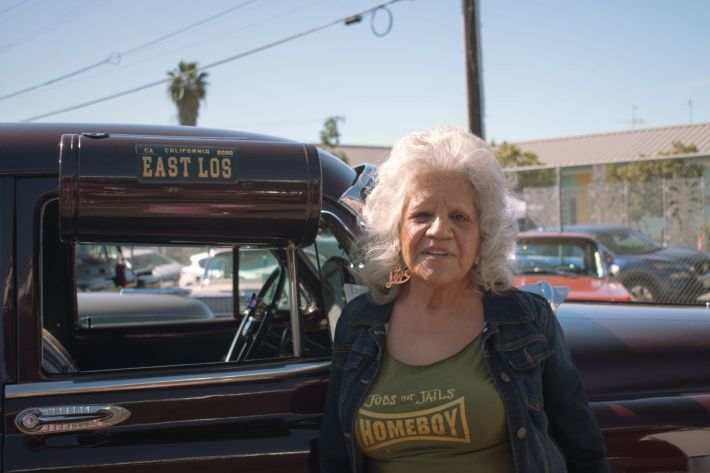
[609,263,621,277]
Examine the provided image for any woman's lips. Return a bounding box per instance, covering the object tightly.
[421,248,450,256]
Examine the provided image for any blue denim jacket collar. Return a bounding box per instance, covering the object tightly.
[344,289,535,332]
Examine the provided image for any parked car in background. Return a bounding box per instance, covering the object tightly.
[555,224,710,303]
[179,250,211,287]
[75,244,136,291]
[122,247,183,287]
[513,232,632,302]
[189,248,280,317]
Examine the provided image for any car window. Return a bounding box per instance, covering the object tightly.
[306,227,355,338]
[193,248,292,317]
[126,251,174,269]
[594,230,662,255]
[515,240,597,276]
[41,200,346,373]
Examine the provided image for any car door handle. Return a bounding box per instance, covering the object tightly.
[15,404,130,434]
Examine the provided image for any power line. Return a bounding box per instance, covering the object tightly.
[0,0,39,27]
[21,0,407,122]
[0,0,260,102]
[112,0,327,73]
[0,0,31,16]
[0,53,120,102]
[3,0,325,101]
[122,0,260,56]
[0,0,103,52]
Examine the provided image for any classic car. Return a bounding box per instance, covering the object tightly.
[178,250,212,287]
[513,232,632,302]
[1,123,709,473]
[551,224,710,304]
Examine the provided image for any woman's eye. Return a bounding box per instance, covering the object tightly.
[410,212,431,221]
[451,213,468,222]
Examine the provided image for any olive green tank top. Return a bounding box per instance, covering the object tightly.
[354,336,515,473]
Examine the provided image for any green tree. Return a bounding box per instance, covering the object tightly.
[319,116,349,163]
[494,141,555,190]
[606,141,702,182]
[605,141,703,233]
[167,61,209,126]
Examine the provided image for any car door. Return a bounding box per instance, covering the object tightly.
[0,176,15,465]
[3,177,348,473]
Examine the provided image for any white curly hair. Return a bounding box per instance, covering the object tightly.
[356,125,517,303]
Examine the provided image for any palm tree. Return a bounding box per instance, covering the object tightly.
[167,61,208,126]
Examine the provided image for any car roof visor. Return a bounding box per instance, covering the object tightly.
[59,133,322,247]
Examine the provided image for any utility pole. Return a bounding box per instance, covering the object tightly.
[463,0,484,139]
[688,99,694,124]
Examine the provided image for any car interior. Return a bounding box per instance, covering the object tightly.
[40,198,354,374]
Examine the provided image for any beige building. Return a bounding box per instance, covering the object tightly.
[332,122,710,170]
[330,123,710,245]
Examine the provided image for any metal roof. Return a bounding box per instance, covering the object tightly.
[335,122,710,168]
[509,122,710,167]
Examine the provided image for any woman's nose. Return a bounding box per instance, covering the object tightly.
[426,215,451,238]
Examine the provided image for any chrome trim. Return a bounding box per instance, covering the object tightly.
[338,163,377,217]
[287,244,302,357]
[320,210,356,244]
[16,404,130,434]
[6,361,331,399]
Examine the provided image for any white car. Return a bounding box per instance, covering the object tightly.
[179,251,211,287]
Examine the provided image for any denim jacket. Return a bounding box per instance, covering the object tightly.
[319,289,611,473]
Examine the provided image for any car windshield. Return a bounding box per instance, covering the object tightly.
[515,240,601,277]
[128,253,173,268]
[594,230,663,255]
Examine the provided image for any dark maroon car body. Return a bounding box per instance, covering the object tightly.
[1,123,709,472]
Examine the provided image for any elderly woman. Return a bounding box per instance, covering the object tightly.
[319,126,610,473]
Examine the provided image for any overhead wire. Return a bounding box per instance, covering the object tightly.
[0,0,39,27]
[114,0,327,70]
[0,0,103,52]
[0,0,261,102]
[2,0,325,101]
[0,0,31,16]
[121,0,260,57]
[21,0,406,122]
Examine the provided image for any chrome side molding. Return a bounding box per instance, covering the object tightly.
[16,404,130,435]
[6,361,331,399]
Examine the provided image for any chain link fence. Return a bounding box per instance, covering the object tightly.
[511,168,710,304]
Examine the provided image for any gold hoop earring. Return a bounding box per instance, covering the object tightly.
[385,264,411,288]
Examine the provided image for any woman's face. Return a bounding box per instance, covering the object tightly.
[399,172,480,289]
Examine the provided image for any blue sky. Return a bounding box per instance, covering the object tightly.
[1,0,708,145]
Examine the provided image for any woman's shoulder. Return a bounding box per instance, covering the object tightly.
[330,293,391,344]
[484,287,553,329]
[338,293,390,327]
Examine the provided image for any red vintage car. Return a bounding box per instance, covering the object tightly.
[513,232,633,302]
[1,123,709,473]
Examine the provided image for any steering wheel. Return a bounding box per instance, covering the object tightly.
[224,264,286,362]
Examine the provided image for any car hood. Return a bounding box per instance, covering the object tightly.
[615,245,710,267]
[513,275,631,302]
